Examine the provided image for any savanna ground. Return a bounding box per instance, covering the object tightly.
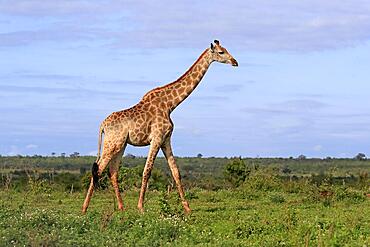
[0,156,369,246]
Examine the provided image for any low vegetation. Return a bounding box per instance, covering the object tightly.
[0,156,369,246]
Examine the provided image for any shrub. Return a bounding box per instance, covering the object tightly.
[148,168,168,191]
[242,168,282,192]
[117,166,143,190]
[28,178,52,195]
[224,159,250,187]
[118,165,168,191]
[334,186,365,203]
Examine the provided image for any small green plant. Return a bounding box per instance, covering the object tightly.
[158,192,183,218]
[269,193,285,204]
[27,172,52,195]
[159,192,172,217]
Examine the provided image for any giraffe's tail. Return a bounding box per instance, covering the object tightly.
[92,162,99,187]
[95,124,104,163]
[92,124,104,187]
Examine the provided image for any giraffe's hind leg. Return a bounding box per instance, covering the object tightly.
[82,133,127,213]
[82,177,95,214]
[109,146,126,211]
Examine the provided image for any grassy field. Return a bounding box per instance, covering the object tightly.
[1,156,369,246]
[1,185,369,246]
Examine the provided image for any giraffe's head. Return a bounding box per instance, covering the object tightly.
[209,40,238,67]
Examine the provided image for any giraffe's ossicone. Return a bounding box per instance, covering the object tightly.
[82,40,238,214]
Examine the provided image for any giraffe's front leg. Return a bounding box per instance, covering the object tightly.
[137,140,161,213]
[82,139,125,214]
[161,138,191,214]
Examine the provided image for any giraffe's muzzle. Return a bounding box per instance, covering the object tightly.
[231,58,238,67]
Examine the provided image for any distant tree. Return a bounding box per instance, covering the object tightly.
[297,154,306,160]
[354,153,366,160]
[325,156,332,160]
[125,153,136,159]
[61,153,66,158]
[197,153,203,158]
[70,152,80,158]
[51,152,56,156]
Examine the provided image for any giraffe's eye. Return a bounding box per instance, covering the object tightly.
[218,51,224,54]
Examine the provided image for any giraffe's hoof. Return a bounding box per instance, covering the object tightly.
[182,201,191,215]
[184,208,191,215]
[137,206,144,214]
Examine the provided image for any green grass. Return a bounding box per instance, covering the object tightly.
[1,188,369,246]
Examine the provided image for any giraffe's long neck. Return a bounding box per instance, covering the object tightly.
[149,49,213,113]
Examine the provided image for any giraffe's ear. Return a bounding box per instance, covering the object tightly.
[214,40,220,45]
[210,43,215,52]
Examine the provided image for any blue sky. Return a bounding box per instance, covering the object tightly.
[1,1,370,158]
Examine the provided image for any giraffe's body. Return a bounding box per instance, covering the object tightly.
[82,40,238,214]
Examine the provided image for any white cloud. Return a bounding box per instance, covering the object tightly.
[26,144,38,149]
[313,145,323,152]
[0,1,113,16]
[1,1,370,51]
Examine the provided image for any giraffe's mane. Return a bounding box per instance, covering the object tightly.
[141,49,209,99]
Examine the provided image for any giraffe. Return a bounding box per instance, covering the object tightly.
[82,40,238,214]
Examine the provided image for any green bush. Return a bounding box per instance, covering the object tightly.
[242,168,282,192]
[334,186,365,203]
[117,166,143,190]
[118,165,168,191]
[224,159,250,187]
[148,168,168,191]
[27,177,52,195]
